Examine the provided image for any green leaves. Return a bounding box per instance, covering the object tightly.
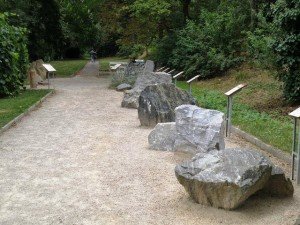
[0,13,29,97]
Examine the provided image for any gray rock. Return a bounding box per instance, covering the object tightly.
[116,83,132,92]
[121,72,172,109]
[175,105,225,152]
[138,83,197,126]
[175,148,273,210]
[143,60,155,73]
[262,166,294,197]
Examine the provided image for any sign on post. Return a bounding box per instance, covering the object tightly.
[156,66,165,72]
[110,63,122,71]
[173,71,184,86]
[162,68,170,72]
[168,69,175,74]
[42,64,56,89]
[187,75,200,94]
[224,84,247,137]
[289,107,300,185]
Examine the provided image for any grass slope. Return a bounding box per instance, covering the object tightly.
[50,60,87,77]
[0,89,51,128]
[178,66,294,153]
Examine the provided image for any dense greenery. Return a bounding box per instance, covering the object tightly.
[0,13,29,97]
[0,0,299,102]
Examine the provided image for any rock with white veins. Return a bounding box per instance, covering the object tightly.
[175,148,273,210]
[175,105,225,152]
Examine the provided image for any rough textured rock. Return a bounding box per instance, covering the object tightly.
[175,105,225,152]
[175,148,273,210]
[116,83,132,92]
[143,60,155,73]
[28,59,47,84]
[262,166,294,197]
[121,72,172,109]
[148,122,197,153]
[138,83,197,126]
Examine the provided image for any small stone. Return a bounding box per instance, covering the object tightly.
[116,83,132,92]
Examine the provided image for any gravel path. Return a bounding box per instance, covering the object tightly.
[0,62,299,225]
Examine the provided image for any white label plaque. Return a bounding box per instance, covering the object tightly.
[173,71,184,79]
[42,64,56,72]
[289,107,300,118]
[187,75,200,83]
[225,84,247,96]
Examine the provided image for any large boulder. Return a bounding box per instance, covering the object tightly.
[175,148,273,210]
[138,83,197,126]
[175,105,225,152]
[121,72,172,109]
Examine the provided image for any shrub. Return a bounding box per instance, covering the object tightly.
[169,4,247,79]
[271,0,300,103]
[0,13,29,97]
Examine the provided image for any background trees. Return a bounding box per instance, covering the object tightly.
[0,0,299,103]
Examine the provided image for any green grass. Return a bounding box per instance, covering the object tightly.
[0,89,51,128]
[99,57,128,71]
[177,70,294,153]
[50,59,88,77]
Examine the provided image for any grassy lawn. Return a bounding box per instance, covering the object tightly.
[50,59,88,77]
[0,89,51,128]
[99,57,128,71]
[177,65,294,153]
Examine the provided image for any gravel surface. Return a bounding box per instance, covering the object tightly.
[0,62,299,225]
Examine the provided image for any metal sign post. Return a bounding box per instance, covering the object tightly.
[156,67,165,72]
[173,71,184,86]
[289,107,300,184]
[42,64,56,89]
[224,84,247,137]
[187,75,200,94]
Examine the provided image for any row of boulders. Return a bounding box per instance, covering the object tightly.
[112,60,294,210]
[148,105,293,210]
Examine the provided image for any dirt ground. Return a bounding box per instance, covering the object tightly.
[0,62,299,225]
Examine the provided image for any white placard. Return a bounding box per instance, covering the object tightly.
[173,71,184,79]
[289,107,300,118]
[110,64,122,70]
[156,67,165,72]
[168,69,175,74]
[187,75,200,83]
[225,84,247,96]
[42,64,56,72]
[162,68,170,72]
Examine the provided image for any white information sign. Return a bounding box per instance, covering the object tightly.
[225,84,247,96]
[42,64,56,72]
[290,107,300,118]
[173,71,184,79]
[187,75,200,83]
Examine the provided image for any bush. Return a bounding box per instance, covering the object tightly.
[0,13,29,97]
[168,4,248,79]
[271,0,300,103]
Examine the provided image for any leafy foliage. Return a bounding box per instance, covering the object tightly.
[271,0,300,103]
[0,13,29,97]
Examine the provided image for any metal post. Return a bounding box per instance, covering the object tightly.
[292,118,297,180]
[297,118,300,184]
[174,78,177,86]
[189,83,192,94]
[226,96,233,137]
[47,71,50,89]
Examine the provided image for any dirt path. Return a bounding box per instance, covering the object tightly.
[0,62,299,225]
